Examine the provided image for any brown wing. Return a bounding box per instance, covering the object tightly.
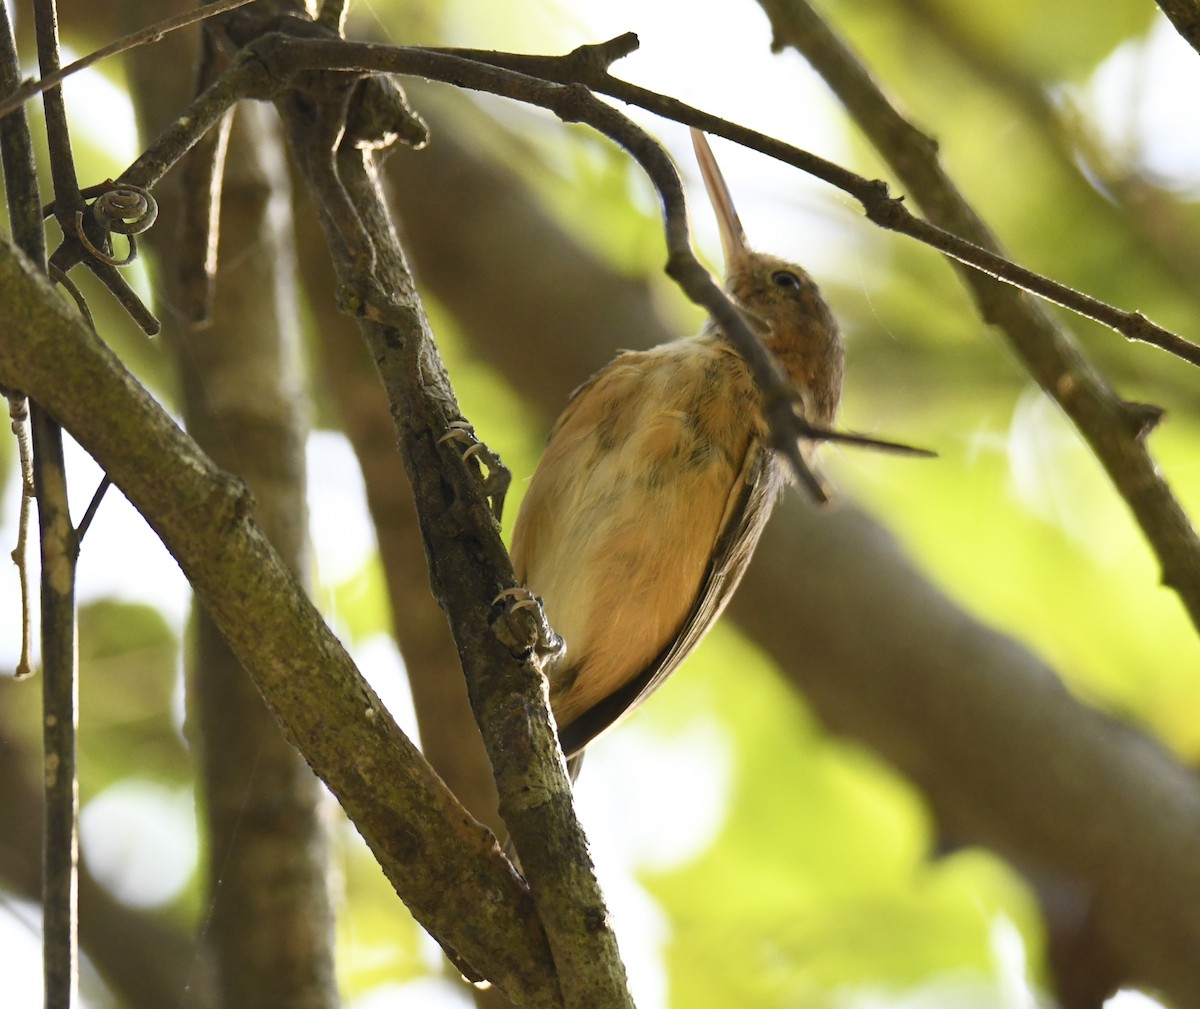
[557,443,780,758]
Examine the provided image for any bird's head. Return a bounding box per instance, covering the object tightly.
[691,129,844,426]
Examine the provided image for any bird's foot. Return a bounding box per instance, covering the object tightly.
[438,420,511,522]
[491,587,565,667]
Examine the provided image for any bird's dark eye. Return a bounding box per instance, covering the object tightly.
[771,270,802,289]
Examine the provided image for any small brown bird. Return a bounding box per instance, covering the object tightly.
[510,130,844,776]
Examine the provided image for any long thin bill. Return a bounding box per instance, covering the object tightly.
[691,129,752,274]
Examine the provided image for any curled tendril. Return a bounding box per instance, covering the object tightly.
[93,183,158,235]
[75,211,138,266]
[73,181,159,267]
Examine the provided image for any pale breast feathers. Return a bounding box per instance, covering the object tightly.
[510,339,771,753]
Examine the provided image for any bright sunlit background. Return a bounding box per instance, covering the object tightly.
[3,0,1199,1006]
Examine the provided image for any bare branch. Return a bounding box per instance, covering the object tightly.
[4,392,35,679]
[1156,0,1200,56]
[446,35,1200,370]
[0,234,562,1009]
[751,0,1200,639]
[0,2,40,684]
[0,0,256,120]
[10,5,84,1007]
[31,403,79,1009]
[276,58,625,999]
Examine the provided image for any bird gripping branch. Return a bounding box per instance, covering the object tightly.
[510,130,846,777]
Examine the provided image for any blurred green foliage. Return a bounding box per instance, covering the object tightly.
[2,0,1197,1007]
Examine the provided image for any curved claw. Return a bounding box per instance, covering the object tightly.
[491,587,565,666]
[438,420,511,522]
[492,586,542,613]
[437,420,476,447]
[461,442,487,463]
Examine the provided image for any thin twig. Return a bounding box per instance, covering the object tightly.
[0,0,256,120]
[30,406,79,1009]
[121,58,269,191]
[0,1,43,685]
[176,33,236,327]
[75,476,112,544]
[48,265,96,330]
[755,0,1200,635]
[441,35,1200,370]
[5,391,35,679]
[33,0,80,209]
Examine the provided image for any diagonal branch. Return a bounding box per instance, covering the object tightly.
[443,34,1200,370]
[1156,0,1200,55]
[0,0,254,119]
[0,233,561,1009]
[273,57,629,1004]
[752,0,1200,638]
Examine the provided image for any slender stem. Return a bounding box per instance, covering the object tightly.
[33,0,80,211]
[25,6,82,1006]
[0,0,43,684]
[74,476,111,544]
[5,392,35,679]
[120,62,261,191]
[442,37,1200,369]
[32,407,80,1009]
[0,0,256,120]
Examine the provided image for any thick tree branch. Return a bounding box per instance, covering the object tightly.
[275,65,629,1001]
[0,234,560,1008]
[297,205,504,835]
